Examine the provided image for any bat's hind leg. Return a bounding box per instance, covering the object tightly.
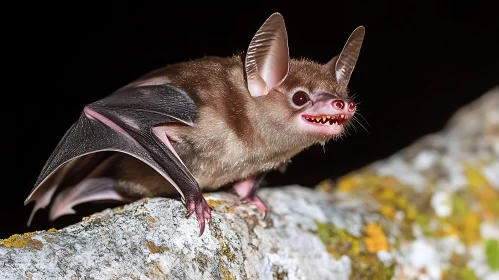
[233,173,268,217]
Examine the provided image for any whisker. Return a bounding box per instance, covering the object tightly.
[354,112,371,128]
[347,122,358,134]
[352,116,370,134]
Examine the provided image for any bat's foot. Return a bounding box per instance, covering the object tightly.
[241,194,268,218]
[185,195,212,237]
[233,177,268,218]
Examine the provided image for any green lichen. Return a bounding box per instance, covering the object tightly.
[485,239,499,271]
[313,221,395,279]
[317,164,499,279]
[330,164,497,248]
[442,267,478,280]
[328,171,429,240]
[442,251,478,280]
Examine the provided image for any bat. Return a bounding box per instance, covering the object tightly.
[25,13,365,236]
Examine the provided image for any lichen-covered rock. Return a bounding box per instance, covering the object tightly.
[1,87,498,280]
[1,188,354,280]
[317,86,499,280]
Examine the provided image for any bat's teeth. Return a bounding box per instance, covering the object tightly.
[306,115,344,125]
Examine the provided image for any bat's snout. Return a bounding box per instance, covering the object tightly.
[331,99,356,115]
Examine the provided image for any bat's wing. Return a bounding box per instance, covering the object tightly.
[26,84,212,235]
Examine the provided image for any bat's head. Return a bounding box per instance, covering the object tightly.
[244,13,364,145]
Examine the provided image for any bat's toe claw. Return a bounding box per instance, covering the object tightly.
[198,219,206,237]
[185,195,212,237]
[241,195,268,218]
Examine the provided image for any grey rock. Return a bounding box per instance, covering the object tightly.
[2,187,352,280]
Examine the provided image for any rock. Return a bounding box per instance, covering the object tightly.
[1,188,354,280]
[2,87,498,279]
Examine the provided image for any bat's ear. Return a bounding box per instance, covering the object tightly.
[326,26,365,87]
[245,12,290,98]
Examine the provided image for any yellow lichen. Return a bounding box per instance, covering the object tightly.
[380,204,395,219]
[440,223,459,237]
[216,241,236,280]
[218,263,235,280]
[206,199,234,213]
[463,163,499,221]
[405,205,418,221]
[206,199,222,208]
[363,223,390,253]
[477,185,499,221]
[315,178,335,193]
[379,188,396,201]
[395,196,409,209]
[0,232,43,249]
[47,228,57,233]
[462,212,480,246]
[336,176,359,192]
[336,173,421,225]
[220,242,234,261]
[464,163,490,191]
[313,159,496,278]
[145,241,169,254]
[314,221,394,279]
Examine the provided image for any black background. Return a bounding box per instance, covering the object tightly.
[3,1,498,238]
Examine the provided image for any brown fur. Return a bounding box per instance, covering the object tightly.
[125,54,349,191]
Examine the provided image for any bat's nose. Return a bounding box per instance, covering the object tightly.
[348,101,356,112]
[331,99,356,112]
[332,100,345,110]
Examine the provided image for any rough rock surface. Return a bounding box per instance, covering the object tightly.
[1,87,498,279]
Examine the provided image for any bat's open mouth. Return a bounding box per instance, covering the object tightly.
[301,114,351,135]
[303,114,348,126]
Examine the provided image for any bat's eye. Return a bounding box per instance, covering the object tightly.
[292,91,310,106]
